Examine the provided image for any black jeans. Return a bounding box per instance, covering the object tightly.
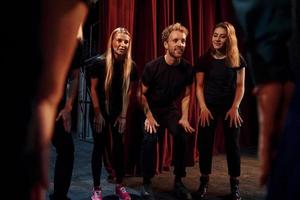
[52,119,75,198]
[198,103,241,177]
[141,106,188,180]
[92,115,125,185]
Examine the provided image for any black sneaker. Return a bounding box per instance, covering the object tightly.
[230,178,242,200]
[141,184,155,200]
[173,180,192,200]
[193,176,209,200]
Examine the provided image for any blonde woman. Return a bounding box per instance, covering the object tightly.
[89,27,137,200]
[195,22,246,200]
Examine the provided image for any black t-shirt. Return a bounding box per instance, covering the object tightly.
[195,52,246,105]
[142,56,194,108]
[90,58,138,115]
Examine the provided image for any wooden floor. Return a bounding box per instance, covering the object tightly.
[47,138,266,200]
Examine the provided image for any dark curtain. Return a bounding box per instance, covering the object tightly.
[96,0,256,176]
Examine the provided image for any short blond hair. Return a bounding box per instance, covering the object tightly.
[161,22,189,43]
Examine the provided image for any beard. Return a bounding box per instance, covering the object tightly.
[169,47,185,58]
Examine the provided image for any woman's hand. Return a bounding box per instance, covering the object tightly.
[179,118,195,133]
[114,115,126,133]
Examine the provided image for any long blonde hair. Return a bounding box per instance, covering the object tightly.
[214,22,240,68]
[104,27,132,113]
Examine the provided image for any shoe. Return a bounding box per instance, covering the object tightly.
[115,185,131,200]
[193,176,209,200]
[173,180,192,200]
[91,188,102,200]
[230,178,242,200]
[141,184,155,200]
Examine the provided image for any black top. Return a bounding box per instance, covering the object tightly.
[142,56,194,108]
[90,58,138,115]
[195,52,246,105]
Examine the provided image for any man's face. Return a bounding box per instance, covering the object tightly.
[112,32,130,57]
[212,27,227,50]
[164,30,187,59]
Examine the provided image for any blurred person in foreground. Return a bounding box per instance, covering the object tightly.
[49,25,84,200]
[2,0,88,199]
[232,0,300,199]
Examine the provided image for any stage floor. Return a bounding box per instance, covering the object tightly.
[47,138,266,200]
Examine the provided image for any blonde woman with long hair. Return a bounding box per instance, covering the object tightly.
[195,22,246,200]
[89,27,137,200]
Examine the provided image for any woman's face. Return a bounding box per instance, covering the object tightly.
[112,32,130,57]
[212,27,227,50]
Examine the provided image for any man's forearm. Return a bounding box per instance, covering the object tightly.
[181,86,192,120]
[181,95,190,120]
[137,93,152,117]
[141,95,152,117]
[137,84,152,117]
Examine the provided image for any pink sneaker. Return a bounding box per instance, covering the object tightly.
[91,188,102,200]
[115,185,131,200]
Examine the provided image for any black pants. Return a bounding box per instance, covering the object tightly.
[141,106,188,180]
[52,119,75,198]
[198,104,241,177]
[92,115,125,185]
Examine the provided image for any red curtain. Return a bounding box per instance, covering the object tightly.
[96,0,254,176]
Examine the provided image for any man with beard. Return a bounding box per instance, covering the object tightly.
[137,23,195,200]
